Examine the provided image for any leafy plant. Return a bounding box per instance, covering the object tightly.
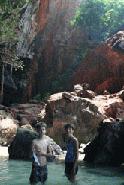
[72,0,124,42]
[0,0,30,103]
[0,0,30,42]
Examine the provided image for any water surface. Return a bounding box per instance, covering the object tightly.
[0,158,124,185]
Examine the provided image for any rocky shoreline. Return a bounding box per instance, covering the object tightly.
[0,87,124,166]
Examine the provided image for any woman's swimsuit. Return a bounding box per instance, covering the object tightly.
[65,140,78,178]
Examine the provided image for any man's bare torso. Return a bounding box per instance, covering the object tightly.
[33,135,50,166]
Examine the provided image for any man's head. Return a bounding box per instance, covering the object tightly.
[64,123,75,137]
[36,122,47,137]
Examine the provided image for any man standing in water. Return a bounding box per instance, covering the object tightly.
[64,123,79,183]
[29,122,54,184]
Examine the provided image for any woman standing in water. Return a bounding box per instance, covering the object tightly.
[64,123,79,183]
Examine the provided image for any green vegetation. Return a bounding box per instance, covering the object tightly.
[71,0,124,42]
[33,92,51,102]
[0,0,30,67]
[0,0,30,103]
[0,0,30,42]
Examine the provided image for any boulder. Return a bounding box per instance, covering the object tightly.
[83,120,124,166]
[0,117,17,146]
[118,90,124,101]
[45,89,124,146]
[10,103,45,127]
[8,128,37,160]
[45,92,105,145]
[107,31,124,52]
[8,128,62,160]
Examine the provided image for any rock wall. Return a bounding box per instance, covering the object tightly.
[3,1,124,104]
[16,0,87,101]
[73,31,124,93]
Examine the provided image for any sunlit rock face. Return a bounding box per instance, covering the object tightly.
[17,1,40,58]
[16,0,87,101]
[45,92,105,145]
[73,31,124,94]
[45,89,124,145]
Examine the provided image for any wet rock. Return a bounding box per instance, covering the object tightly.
[83,120,124,166]
[8,128,37,160]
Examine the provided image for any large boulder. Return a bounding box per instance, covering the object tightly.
[8,128,37,160]
[83,120,124,166]
[8,128,62,160]
[45,92,105,145]
[45,89,124,146]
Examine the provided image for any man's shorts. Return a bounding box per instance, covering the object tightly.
[29,163,47,184]
[65,162,78,178]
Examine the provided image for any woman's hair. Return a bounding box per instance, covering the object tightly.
[64,123,75,130]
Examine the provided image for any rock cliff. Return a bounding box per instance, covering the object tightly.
[15,0,87,101]
[73,31,124,93]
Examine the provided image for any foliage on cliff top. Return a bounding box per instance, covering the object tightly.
[71,0,124,42]
[0,0,31,69]
[0,0,30,42]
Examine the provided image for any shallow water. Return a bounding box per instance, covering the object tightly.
[0,158,124,185]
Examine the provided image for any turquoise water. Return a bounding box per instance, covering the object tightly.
[0,158,124,185]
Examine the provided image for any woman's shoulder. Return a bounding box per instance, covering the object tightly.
[71,136,78,143]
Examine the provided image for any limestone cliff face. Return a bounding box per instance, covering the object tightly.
[73,31,124,94]
[16,0,86,101]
